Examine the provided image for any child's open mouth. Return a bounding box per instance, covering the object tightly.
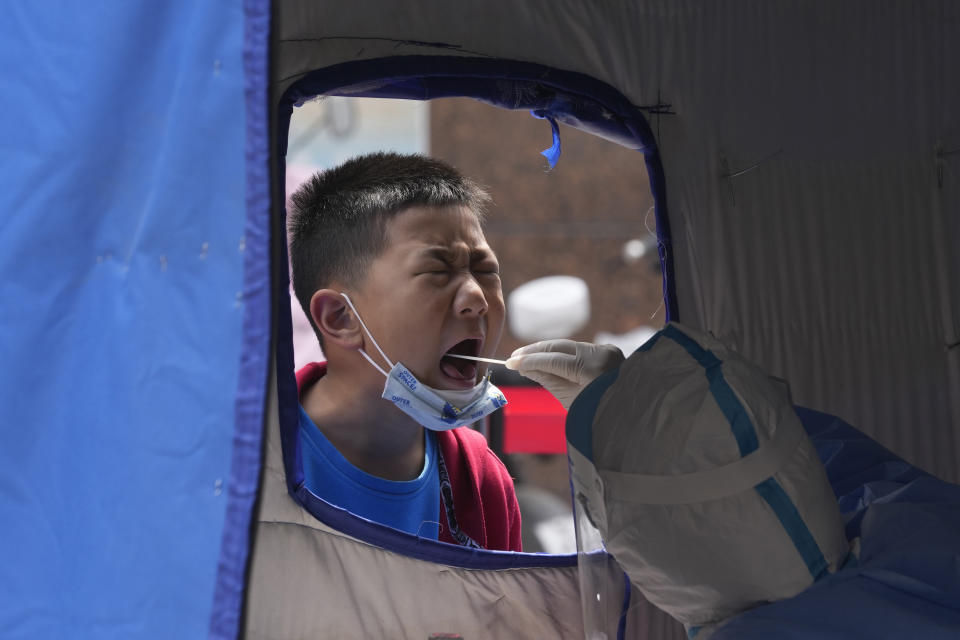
[439,338,480,383]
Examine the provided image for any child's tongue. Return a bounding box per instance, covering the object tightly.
[440,357,477,381]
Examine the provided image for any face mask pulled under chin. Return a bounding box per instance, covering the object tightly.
[340,293,508,431]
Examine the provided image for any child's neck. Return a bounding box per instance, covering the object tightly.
[301,369,426,481]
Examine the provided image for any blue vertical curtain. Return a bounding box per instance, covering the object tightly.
[0,2,260,638]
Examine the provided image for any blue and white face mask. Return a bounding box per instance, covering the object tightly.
[341,293,508,431]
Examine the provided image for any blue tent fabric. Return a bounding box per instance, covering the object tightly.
[711,408,960,639]
[0,4,250,639]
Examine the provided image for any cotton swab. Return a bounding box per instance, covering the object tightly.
[445,353,509,366]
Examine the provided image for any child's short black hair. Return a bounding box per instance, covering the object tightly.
[288,152,491,337]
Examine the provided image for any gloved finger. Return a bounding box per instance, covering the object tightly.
[580,344,625,377]
[509,339,579,359]
[507,350,582,381]
[512,369,573,395]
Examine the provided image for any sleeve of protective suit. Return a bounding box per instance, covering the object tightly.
[506,339,625,409]
[437,428,522,552]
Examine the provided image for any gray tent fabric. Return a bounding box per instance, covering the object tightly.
[272,0,959,483]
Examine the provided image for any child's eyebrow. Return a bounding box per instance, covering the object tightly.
[416,245,497,262]
[416,247,454,262]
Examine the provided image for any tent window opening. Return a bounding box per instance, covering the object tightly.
[268,64,674,569]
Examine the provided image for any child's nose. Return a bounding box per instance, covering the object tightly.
[454,276,488,316]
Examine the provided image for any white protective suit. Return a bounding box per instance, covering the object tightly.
[565,322,852,636]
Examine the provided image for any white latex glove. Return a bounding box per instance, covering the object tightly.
[505,340,625,409]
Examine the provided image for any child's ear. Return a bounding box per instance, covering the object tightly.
[309,289,363,350]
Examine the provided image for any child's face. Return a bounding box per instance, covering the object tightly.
[352,204,505,390]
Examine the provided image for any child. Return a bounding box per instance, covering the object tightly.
[287,152,521,551]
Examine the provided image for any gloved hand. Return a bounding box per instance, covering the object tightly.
[505,340,625,409]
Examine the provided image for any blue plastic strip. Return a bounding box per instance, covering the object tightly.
[662,325,760,456]
[754,478,830,580]
[617,570,632,640]
[687,625,702,639]
[295,486,578,570]
[208,1,271,638]
[531,110,562,168]
[566,367,621,462]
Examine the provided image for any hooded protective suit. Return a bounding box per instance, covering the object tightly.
[566,323,852,636]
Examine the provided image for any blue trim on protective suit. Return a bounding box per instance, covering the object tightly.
[208,1,271,638]
[566,367,621,462]
[662,325,830,581]
[754,478,830,580]
[661,325,759,456]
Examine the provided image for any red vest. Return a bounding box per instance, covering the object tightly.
[296,362,522,552]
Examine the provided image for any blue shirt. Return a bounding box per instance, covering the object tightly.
[298,405,440,539]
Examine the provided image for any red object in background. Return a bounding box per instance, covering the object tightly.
[499,386,568,454]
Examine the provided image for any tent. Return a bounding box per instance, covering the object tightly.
[1,2,958,638]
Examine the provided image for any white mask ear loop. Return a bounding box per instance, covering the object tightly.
[340,292,394,378]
